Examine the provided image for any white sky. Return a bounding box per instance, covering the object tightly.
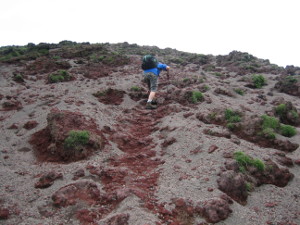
[1,0,299,67]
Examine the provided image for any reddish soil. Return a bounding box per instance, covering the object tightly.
[103,104,177,222]
[94,88,125,105]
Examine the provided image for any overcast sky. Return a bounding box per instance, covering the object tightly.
[1,0,299,67]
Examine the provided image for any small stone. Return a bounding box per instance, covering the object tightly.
[208,145,218,153]
[265,202,277,208]
[17,147,31,152]
[294,159,300,165]
[207,187,214,192]
[23,120,38,130]
[0,208,9,220]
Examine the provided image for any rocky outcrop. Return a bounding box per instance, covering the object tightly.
[197,110,299,152]
[273,101,300,126]
[23,56,71,75]
[23,120,38,130]
[195,197,233,223]
[218,158,294,205]
[217,170,248,205]
[35,171,63,189]
[30,108,105,162]
[1,100,22,111]
[93,88,125,105]
[275,75,300,97]
[216,51,284,75]
[52,181,100,207]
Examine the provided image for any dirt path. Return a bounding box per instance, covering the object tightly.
[103,105,167,214]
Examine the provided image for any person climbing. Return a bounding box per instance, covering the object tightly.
[141,54,170,109]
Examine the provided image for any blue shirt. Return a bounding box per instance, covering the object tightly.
[143,63,168,76]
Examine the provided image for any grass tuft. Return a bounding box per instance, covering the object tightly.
[191,91,203,103]
[234,151,265,172]
[252,74,266,88]
[64,130,90,150]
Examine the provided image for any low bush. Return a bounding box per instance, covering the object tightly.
[261,115,280,130]
[224,109,241,131]
[64,130,90,150]
[260,115,279,139]
[191,91,203,103]
[130,86,142,91]
[284,75,298,85]
[261,127,276,139]
[275,104,286,117]
[291,110,299,120]
[280,124,297,137]
[234,88,245,96]
[252,74,266,88]
[275,103,299,122]
[234,151,265,172]
[225,109,241,123]
[13,74,24,82]
[214,72,223,77]
[260,114,297,138]
[183,78,190,82]
[48,70,71,83]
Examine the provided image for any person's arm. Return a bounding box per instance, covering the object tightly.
[166,66,170,79]
[157,63,170,78]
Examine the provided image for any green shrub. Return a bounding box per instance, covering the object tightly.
[52,55,61,60]
[245,182,253,192]
[275,104,299,123]
[285,75,298,84]
[252,74,266,88]
[13,74,24,82]
[0,44,51,62]
[260,115,297,138]
[280,124,297,137]
[261,115,280,130]
[183,78,190,82]
[49,74,64,83]
[203,85,210,91]
[209,112,217,120]
[64,130,90,149]
[262,127,276,139]
[203,64,215,72]
[48,70,71,83]
[224,109,241,131]
[130,86,141,91]
[93,90,107,97]
[291,110,299,119]
[214,72,223,77]
[226,123,236,130]
[191,91,203,103]
[234,88,245,96]
[275,104,286,117]
[225,109,241,123]
[234,151,265,172]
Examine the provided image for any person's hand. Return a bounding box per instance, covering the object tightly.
[166,66,170,79]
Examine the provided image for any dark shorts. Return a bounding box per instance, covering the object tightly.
[142,72,158,92]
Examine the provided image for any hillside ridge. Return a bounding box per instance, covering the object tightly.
[0,41,299,224]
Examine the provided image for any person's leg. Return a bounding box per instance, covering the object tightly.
[145,73,158,109]
[148,91,156,102]
[148,73,158,102]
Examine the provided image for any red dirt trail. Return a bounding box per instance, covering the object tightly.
[102,104,174,221]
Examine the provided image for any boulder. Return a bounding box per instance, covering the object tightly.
[52,181,100,207]
[30,108,105,162]
[195,197,232,223]
[217,170,248,205]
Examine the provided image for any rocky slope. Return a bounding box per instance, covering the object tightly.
[0,41,300,225]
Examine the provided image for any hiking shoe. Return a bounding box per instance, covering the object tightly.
[151,99,158,105]
[145,102,157,109]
